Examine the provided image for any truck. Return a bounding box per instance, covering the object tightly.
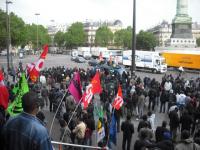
[122,50,167,73]
[77,47,92,59]
[91,47,110,59]
[160,50,200,70]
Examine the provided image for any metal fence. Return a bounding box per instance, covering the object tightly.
[51,141,109,150]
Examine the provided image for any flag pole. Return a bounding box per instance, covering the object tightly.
[60,97,83,142]
[49,90,67,136]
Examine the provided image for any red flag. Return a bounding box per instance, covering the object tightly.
[91,71,102,94]
[82,71,102,109]
[40,44,48,59]
[0,70,4,81]
[112,85,123,110]
[28,45,48,82]
[0,70,9,110]
[99,52,103,61]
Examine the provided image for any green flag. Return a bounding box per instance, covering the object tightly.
[94,105,104,119]
[7,73,29,116]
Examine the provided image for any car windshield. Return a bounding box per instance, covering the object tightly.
[161,58,166,65]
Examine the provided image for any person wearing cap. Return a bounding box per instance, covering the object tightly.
[0,91,53,150]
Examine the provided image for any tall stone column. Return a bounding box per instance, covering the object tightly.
[176,0,188,15]
[171,0,192,38]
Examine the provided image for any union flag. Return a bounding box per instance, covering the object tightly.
[27,44,48,82]
[82,71,102,109]
[112,85,123,110]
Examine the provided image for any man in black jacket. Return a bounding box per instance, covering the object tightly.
[121,115,134,150]
[169,107,180,142]
[155,121,169,142]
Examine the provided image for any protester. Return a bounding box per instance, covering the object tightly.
[1,91,53,150]
[121,115,134,150]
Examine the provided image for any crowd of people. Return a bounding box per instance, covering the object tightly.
[0,65,200,150]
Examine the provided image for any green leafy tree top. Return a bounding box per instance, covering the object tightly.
[95,26,113,47]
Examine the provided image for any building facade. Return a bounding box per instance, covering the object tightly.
[83,19,123,46]
[147,21,200,47]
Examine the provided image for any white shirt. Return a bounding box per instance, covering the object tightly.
[40,75,46,84]
[164,81,172,91]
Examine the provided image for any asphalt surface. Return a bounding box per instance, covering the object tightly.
[0,54,200,150]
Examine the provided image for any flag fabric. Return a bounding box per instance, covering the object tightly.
[99,52,103,61]
[68,72,82,103]
[90,71,102,94]
[112,85,123,110]
[109,113,117,145]
[27,44,48,82]
[0,70,9,110]
[7,73,29,116]
[97,118,105,143]
[82,71,102,109]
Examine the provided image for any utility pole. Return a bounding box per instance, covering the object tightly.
[131,0,136,78]
[35,13,40,52]
[6,0,12,73]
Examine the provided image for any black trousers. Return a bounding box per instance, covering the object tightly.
[122,135,131,150]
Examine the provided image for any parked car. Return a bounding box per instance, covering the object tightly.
[0,50,7,56]
[71,56,77,61]
[88,59,99,66]
[74,56,86,63]
[113,65,127,76]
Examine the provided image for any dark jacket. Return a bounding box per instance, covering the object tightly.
[169,110,180,129]
[1,112,53,150]
[134,139,156,150]
[155,126,169,142]
[121,120,134,138]
[156,140,174,150]
[180,113,193,131]
[137,120,151,132]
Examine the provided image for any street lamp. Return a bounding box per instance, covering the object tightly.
[35,13,40,51]
[131,0,136,78]
[6,0,12,73]
[50,19,55,47]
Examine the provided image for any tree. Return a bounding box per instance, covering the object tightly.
[0,9,50,49]
[197,38,200,47]
[54,31,65,47]
[136,30,157,50]
[0,9,7,49]
[65,22,85,48]
[114,27,132,49]
[95,26,113,47]
[10,12,26,46]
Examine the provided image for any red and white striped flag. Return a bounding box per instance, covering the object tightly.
[82,71,102,109]
[112,85,123,110]
[27,44,48,82]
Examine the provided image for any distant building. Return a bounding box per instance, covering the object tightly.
[147,21,200,47]
[83,19,123,46]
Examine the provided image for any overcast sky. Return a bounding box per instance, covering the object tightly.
[0,0,200,32]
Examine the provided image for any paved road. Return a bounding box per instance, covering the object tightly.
[1,54,199,149]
